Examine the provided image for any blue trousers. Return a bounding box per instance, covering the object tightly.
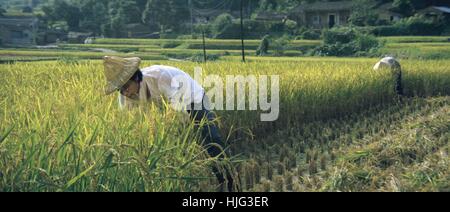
[187,96,235,191]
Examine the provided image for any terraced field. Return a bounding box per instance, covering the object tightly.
[0,57,448,192]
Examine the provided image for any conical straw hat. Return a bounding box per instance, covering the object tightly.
[103,56,141,95]
[373,57,399,71]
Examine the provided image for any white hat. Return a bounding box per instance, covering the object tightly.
[103,56,141,95]
[373,57,400,71]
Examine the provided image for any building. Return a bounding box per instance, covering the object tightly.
[290,1,353,29]
[290,1,404,29]
[417,6,450,20]
[0,16,38,46]
[376,3,403,23]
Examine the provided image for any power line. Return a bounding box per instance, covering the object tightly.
[191,0,233,16]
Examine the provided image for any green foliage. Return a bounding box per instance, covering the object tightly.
[78,1,108,36]
[284,19,298,35]
[317,27,381,56]
[22,6,33,13]
[42,0,81,31]
[256,35,270,56]
[349,0,379,26]
[0,5,5,17]
[272,35,292,56]
[211,13,234,38]
[370,15,447,36]
[297,28,321,40]
[397,15,446,35]
[391,0,415,17]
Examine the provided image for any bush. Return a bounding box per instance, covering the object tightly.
[370,15,446,36]
[322,28,357,44]
[297,29,321,40]
[369,25,406,36]
[285,19,298,35]
[256,35,270,56]
[272,35,292,56]
[212,13,234,38]
[160,41,181,48]
[399,15,444,35]
[177,35,195,39]
[315,27,381,56]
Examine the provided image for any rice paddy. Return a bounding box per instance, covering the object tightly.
[0,57,449,192]
[0,36,449,192]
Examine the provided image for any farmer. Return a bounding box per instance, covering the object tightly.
[102,56,235,192]
[374,56,404,96]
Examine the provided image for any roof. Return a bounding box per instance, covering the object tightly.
[375,3,403,16]
[433,6,450,13]
[0,16,38,28]
[293,1,354,12]
[418,6,450,15]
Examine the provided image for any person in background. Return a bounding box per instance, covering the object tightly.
[374,56,404,96]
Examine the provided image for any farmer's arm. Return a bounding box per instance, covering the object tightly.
[118,94,137,110]
[118,94,126,109]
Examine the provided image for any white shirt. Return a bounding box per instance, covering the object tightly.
[118,65,205,110]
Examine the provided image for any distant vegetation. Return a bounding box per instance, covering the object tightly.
[0,0,449,58]
[1,0,449,40]
[1,36,450,62]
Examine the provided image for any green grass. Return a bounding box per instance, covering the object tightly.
[92,38,320,46]
[91,38,320,52]
[58,44,161,51]
[0,49,167,60]
[0,49,449,192]
[65,36,450,59]
[380,42,450,59]
[2,36,438,61]
[380,36,450,43]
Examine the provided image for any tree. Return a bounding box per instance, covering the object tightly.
[284,19,297,34]
[31,0,41,8]
[42,0,81,31]
[391,0,415,17]
[78,0,108,36]
[142,0,190,34]
[142,0,159,32]
[349,0,379,26]
[211,13,234,37]
[105,0,127,37]
[0,5,6,17]
[22,6,33,13]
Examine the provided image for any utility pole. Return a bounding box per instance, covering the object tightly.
[202,25,207,63]
[240,0,246,62]
[189,0,193,36]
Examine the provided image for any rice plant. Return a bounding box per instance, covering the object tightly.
[0,57,449,192]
